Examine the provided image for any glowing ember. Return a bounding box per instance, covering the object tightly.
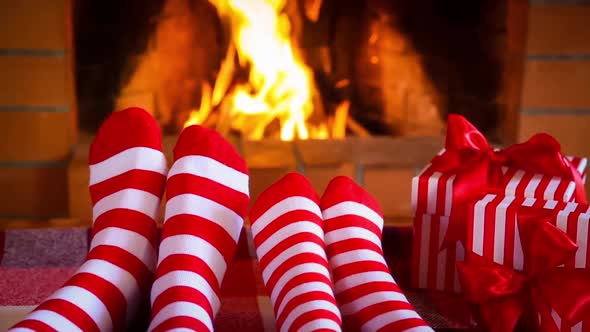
[184,0,334,141]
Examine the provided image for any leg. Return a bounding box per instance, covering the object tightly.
[321,176,432,332]
[10,108,168,331]
[148,125,250,332]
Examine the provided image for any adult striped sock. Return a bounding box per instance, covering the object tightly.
[148,125,250,332]
[250,173,342,332]
[10,108,168,332]
[321,176,432,332]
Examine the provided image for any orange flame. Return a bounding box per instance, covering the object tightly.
[184,0,332,141]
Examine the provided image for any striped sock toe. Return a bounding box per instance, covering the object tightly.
[250,173,342,332]
[148,125,250,332]
[321,176,432,332]
[10,107,168,332]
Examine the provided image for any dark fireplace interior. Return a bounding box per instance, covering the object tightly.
[74,0,508,140]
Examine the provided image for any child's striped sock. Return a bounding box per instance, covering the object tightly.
[250,173,342,332]
[321,176,432,332]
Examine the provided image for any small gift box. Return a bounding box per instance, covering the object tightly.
[410,115,587,294]
[459,193,590,332]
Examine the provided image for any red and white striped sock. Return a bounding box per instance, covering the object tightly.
[321,176,432,332]
[10,108,168,332]
[148,125,250,332]
[250,173,342,332]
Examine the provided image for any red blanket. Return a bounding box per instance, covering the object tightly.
[0,226,476,331]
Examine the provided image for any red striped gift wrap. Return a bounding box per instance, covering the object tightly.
[410,152,586,294]
[465,194,590,332]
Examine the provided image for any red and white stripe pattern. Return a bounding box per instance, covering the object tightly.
[10,108,168,332]
[148,125,250,332]
[250,173,342,332]
[469,193,590,331]
[501,156,587,203]
[410,214,464,293]
[322,176,432,332]
[411,153,587,216]
[469,194,589,272]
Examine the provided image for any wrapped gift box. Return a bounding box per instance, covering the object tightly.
[410,115,587,294]
[462,193,590,331]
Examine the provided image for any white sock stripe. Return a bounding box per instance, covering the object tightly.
[148,301,213,332]
[168,155,249,196]
[47,285,112,332]
[18,310,82,332]
[158,235,227,286]
[256,221,324,260]
[90,227,157,272]
[270,263,331,304]
[151,270,220,315]
[164,193,244,242]
[276,281,335,319]
[324,227,381,248]
[261,242,329,284]
[251,196,322,236]
[8,328,36,332]
[167,329,200,332]
[329,249,387,270]
[281,300,341,332]
[334,271,396,295]
[296,319,342,332]
[361,309,426,332]
[89,147,167,186]
[340,291,409,316]
[92,189,161,222]
[322,201,383,230]
[77,259,139,321]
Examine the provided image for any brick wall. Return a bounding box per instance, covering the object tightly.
[0,0,75,218]
[519,1,590,157]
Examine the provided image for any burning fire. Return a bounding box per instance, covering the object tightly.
[184,0,337,141]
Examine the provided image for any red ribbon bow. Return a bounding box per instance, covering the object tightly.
[457,207,590,332]
[431,115,587,249]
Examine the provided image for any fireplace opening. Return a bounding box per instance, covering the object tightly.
[74,0,512,142]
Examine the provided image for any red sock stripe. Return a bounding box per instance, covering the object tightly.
[289,309,343,332]
[154,255,220,296]
[326,238,383,257]
[36,299,99,332]
[150,286,214,320]
[276,291,340,327]
[161,215,238,263]
[252,209,323,248]
[331,261,392,282]
[322,215,382,239]
[151,316,212,332]
[166,174,249,218]
[258,232,326,269]
[89,170,166,204]
[87,245,154,292]
[264,253,332,296]
[273,273,334,316]
[65,273,127,331]
[12,319,58,332]
[92,210,158,248]
[336,282,403,305]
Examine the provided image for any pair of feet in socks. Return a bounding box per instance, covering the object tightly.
[9,108,432,332]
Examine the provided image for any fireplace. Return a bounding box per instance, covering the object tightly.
[7,0,590,221]
[75,0,514,140]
